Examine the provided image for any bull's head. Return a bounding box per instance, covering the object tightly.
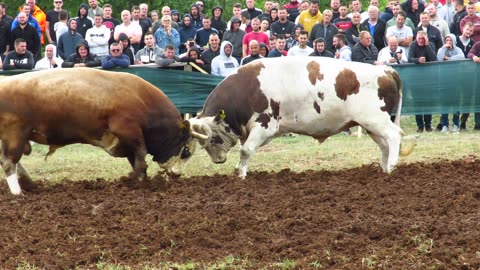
[188,111,238,164]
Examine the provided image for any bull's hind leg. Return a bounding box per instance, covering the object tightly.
[361,120,402,173]
[238,124,277,178]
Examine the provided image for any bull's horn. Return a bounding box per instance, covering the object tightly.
[191,130,209,140]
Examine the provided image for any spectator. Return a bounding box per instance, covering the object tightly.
[22,0,46,45]
[11,5,42,41]
[222,17,246,63]
[437,34,464,132]
[284,0,301,22]
[190,3,203,30]
[101,42,129,69]
[180,46,207,72]
[132,5,150,51]
[309,38,334,57]
[227,3,243,30]
[268,35,277,51]
[288,30,313,56]
[310,9,338,53]
[268,34,287,57]
[351,31,382,64]
[460,40,480,130]
[114,10,142,52]
[408,30,436,133]
[155,43,181,67]
[377,36,408,64]
[260,18,271,37]
[211,40,239,76]
[348,0,367,21]
[156,7,178,32]
[285,24,303,51]
[45,0,63,44]
[459,2,480,43]
[75,3,93,38]
[414,12,443,53]
[200,33,221,73]
[0,2,13,26]
[401,0,425,26]
[195,16,219,48]
[139,4,152,27]
[61,40,101,68]
[2,38,34,70]
[386,4,416,31]
[386,11,414,57]
[450,0,466,36]
[0,4,11,60]
[85,14,110,57]
[57,19,83,60]
[179,14,197,54]
[241,39,263,65]
[258,1,274,22]
[117,32,135,64]
[155,15,180,55]
[295,2,311,24]
[88,0,103,19]
[211,5,227,39]
[135,32,163,64]
[457,22,475,58]
[242,18,269,57]
[35,43,63,69]
[439,0,455,27]
[259,42,269,56]
[10,12,40,62]
[271,8,295,38]
[360,5,387,51]
[333,4,352,33]
[427,4,450,40]
[333,33,352,61]
[150,10,159,24]
[102,4,120,45]
[242,0,263,21]
[54,10,68,45]
[380,0,397,22]
[330,0,341,21]
[297,0,322,34]
[171,9,180,25]
[345,12,361,48]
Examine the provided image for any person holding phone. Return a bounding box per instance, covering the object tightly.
[134,31,163,64]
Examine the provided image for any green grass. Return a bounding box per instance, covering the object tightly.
[19,115,480,182]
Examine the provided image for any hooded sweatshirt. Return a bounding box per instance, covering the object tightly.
[211,41,239,76]
[35,45,64,69]
[61,39,101,67]
[211,5,227,39]
[75,3,93,38]
[57,18,84,59]
[118,32,135,64]
[222,17,246,59]
[436,34,465,61]
[190,4,203,30]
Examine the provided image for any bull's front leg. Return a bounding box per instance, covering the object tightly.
[1,141,29,195]
[237,125,277,178]
[127,146,148,181]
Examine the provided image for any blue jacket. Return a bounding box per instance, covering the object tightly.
[101,54,130,69]
[154,27,180,55]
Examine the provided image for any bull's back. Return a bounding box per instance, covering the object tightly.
[0,69,179,120]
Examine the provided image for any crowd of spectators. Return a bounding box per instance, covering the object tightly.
[0,0,480,131]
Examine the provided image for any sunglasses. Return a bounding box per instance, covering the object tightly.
[111,49,121,52]
[197,3,203,7]
[54,1,62,3]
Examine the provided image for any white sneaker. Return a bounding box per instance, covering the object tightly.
[441,126,448,133]
[451,125,459,133]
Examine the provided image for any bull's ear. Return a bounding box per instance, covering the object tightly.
[214,109,226,122]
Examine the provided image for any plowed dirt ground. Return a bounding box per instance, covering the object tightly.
[1,160,480,269]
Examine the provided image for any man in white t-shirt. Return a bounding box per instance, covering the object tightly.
[385,11,413,57]
[287,30,314,56]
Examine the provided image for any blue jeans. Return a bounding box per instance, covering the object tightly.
[415,114,432,129]
[440,112,460,127]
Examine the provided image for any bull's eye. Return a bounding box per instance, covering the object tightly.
[181,146,191,159]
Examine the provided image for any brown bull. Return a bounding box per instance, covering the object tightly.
[0,68,205,195]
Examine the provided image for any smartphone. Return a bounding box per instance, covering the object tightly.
[189,41,195,47]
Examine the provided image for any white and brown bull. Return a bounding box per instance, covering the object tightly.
[189,56,413,178]
[0,68,206,195]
